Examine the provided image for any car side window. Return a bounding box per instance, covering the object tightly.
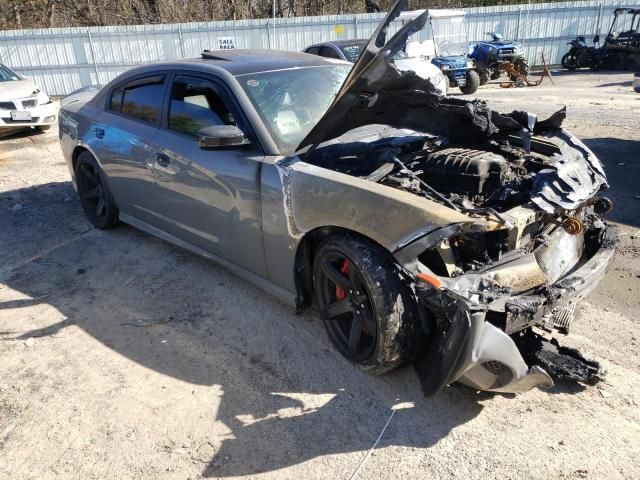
[319,46,341,59]
[168,75,236,137]
[108,75,165,124]
[306,46,321,56]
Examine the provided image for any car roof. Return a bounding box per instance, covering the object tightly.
[154,49,346,76]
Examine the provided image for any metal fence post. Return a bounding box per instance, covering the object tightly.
[354,16,358,38]
[516,7,522,41]
[177,24,186,58]
[596,3,603,36]
[86,29,100,85]
[267,20,271,49]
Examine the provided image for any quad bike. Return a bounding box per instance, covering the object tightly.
[469,32,529,84]
[561,35,606,70]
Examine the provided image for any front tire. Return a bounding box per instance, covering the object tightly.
[562,52,578,70]
[75,151,119,229]
[459,70,480,94]
[313,234,426,374]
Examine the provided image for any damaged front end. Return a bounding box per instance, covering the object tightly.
[292,0,617,394]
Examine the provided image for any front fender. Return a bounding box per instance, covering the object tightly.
[281,161,473,252]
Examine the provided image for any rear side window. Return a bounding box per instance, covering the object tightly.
[306,46,321,56]
[319,46,341,59]
[168,75,236,137]
[108,75,165,124]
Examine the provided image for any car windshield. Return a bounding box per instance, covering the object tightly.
[238,65,351,153]
[339,43,408,63]
[431,17,470,57]
[0,64,21,82]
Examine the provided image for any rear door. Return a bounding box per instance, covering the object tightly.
[148,73,267,276]
[97,74,167,227]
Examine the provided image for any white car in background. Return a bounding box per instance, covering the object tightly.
[0,63,58,131]
[303,39,447,95]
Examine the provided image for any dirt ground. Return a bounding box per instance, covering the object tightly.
[1,71,639,480]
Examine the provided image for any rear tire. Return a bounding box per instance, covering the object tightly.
[459,70,480,94]
[478,70,489,85]
[75,151,119,229]
[313,234,427,374]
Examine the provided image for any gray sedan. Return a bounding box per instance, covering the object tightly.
[59,1,615,396]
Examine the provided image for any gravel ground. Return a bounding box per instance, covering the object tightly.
[0,71,639,480]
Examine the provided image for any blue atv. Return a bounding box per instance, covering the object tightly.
[431,55,480,94]
[469,33,529,85]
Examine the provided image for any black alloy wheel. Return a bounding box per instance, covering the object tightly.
[316,251,377,362]
[75,152,119,229]
[313,234,428,374]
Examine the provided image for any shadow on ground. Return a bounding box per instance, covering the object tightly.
[1,181,487,477]
[583,137,640,228]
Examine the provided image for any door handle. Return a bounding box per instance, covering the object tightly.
[94,127,105,139]
[155,152,170,167]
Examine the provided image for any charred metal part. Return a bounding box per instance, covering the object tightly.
[534,107,567,132]
[515,332,604,385]
[413,285,554,396]
[562,217,583,235]
[543,302,576,334]
[393,223,464,272]
[594,196,614,214]
[505,296,546,334]
[413,285,472,397]
[530,131,608,213]
[534,226,584,283]
[392,156,459,210]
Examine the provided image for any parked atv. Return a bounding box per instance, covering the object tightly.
[431,55,480,94]
[469,32,529,84]
[562,35,606,70]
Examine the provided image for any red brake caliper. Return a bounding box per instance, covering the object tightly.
[335,259,350,300]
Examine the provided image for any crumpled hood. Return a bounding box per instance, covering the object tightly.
[0,78,40,101]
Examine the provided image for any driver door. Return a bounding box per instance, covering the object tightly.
[148,73,267,277]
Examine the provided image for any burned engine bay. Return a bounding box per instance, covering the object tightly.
[304,119,616,394]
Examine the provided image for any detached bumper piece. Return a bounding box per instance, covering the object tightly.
[414,226,616,396]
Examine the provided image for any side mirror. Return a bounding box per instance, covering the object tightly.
[197,125,248,149]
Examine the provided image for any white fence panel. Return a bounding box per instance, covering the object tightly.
[0,0,636,95]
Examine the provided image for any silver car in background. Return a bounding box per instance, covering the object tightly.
[59,0,615,396]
